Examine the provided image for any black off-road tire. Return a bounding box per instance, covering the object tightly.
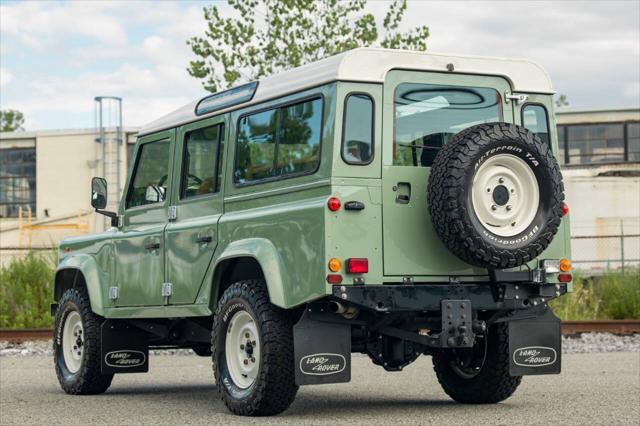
[427,122,564,269]
[432,322,522,403]
[212,280,298,416]
[53,287,114,395]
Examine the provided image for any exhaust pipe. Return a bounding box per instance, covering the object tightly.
[329,301,359,319]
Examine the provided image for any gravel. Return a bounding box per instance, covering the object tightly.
[1,332,639,357]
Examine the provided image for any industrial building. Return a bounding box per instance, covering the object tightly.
[0,108,638,271]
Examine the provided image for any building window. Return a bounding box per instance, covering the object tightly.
[628,122,640,162]
[342,93,374,165]
[234,97,323,185]
[0,147,36,218]
[394,83,501,167]
[564,123,625,164]
[557,125,567,165]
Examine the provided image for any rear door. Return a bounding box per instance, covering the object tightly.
[382,70,514,277]
[165,117,226,304]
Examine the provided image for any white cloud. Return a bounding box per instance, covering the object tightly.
[0,67,13,87]
[1,0,638,130]
[0,1,128,50]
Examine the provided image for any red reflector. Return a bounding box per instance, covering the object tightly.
[326,274,343,284]
[562,202,569,217]
[327,197,341,212]
[558,273,572,283]
[347,258,368,274]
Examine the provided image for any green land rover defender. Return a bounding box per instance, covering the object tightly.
[52,48,572,416]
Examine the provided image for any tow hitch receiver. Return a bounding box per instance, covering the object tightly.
[508,309,561,376]
[293,311,351,386]
[441,299,474,348]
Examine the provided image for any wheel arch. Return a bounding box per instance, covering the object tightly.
[54,254,108,316]
[209,238,287,310]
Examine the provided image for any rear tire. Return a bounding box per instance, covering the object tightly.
[212,280,298,416]
[53,287,113,395]
[432,322,521,403]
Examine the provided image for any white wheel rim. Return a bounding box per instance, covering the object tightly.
[62,311,84,373]
[471,154,539,237]
[225,310,260,389]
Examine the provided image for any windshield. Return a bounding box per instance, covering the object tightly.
[394,83,502,167]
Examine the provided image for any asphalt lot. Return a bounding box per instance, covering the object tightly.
[1,352,638,425]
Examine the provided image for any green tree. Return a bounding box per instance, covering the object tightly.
[188,0,429,92]
[555,94,569,108]
[0,109,25,132]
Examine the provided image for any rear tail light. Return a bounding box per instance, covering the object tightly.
[328,258,342,272]
[346,258,368,274]
[326,274,343,284]
[558,273,572,283]
[562,202,569,216]
[559,258,572,272]
[327,197,341,212]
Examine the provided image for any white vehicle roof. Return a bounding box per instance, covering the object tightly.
[139,48,553,136]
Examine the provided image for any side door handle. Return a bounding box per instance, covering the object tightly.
[195,235,213,244]
[145,242,161,251]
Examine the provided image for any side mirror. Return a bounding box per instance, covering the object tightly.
[91,177,108,210]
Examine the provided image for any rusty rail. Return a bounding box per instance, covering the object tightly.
[1,321,639,343]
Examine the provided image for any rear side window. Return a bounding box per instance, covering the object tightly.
[394,83,501,167]
[522,104,550,145]
[126,140,171,208]
[235,97,323,184]
[181,124,222,199]
[342,94,374,164]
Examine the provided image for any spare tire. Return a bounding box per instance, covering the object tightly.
[427,122,564,269]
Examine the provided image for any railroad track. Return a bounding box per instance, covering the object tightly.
[1,321,639,343]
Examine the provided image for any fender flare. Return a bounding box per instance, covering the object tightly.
[54,254,109,317]
[212,238,287,308]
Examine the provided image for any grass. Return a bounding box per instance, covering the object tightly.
[550,269,640,320]
[0,252,56,329]
[0,252,638,328]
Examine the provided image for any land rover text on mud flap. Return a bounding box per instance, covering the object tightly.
[52,48,572,416]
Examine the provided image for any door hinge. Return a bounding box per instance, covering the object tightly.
[504,91,529,105]
[108,286,119,300]
[161,282,173,297]
[168,205,177,221]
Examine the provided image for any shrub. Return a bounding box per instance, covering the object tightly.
[0,252,55,329]
[550,269,640,320]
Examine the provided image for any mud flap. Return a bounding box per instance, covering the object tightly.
[293,312,351,386]
[508,308,561,376]
[101,320,149,374]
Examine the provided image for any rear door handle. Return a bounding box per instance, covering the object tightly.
[145,242,161,251]
[394,182,411,204]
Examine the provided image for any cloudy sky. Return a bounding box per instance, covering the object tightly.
[0,0,638,130]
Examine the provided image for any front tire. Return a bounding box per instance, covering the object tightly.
[53,287,113,395]
[432,322,521,403]
[212,280,298,416]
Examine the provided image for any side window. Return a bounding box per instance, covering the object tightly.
[522,104,550,145]
[181,124,222,198]
[235,97,323,184]
[394,83,501,167]
[126,140,171,209]
[342,94,374,165]
[235,109,277,183]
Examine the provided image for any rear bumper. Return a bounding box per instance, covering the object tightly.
[332,281,568,313]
